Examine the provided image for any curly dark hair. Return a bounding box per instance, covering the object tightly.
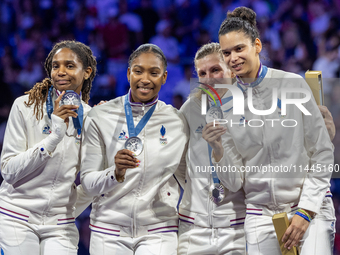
[25,40,97,120]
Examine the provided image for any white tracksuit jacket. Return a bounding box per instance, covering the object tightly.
[215,67,334,215]
[0,91,91,224]
[80,94,188,238]
[177,95,246,227]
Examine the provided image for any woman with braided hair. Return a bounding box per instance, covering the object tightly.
[0,40,97,255]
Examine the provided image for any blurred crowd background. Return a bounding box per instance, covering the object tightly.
[1,0,340,254]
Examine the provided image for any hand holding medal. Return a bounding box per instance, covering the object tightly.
[197,81,224,123]
[114,149,140,182]
[202,122,227,162]
[124,137,143,156]
[203,121,227,205]
[59,90,82,109]
[53,91,79,127]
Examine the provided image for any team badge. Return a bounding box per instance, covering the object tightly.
[277,98,286,118]
[42,124,51,134]
[159,125,168,145]
[195,124,203,133]
[118,130,129,140]
[239,116,248,126]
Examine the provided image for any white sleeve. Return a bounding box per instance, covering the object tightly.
[74,184,93,218]
[174,110,189,189]
[212,129,244,193]
[80,112,121,197]
[1,99,66,185]
[298,80,333,214]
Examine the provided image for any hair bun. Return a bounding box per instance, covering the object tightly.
[227,6,257,27]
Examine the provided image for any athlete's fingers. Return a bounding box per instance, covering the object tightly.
[54,91,65,110]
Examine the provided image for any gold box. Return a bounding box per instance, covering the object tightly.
[272,212,298,255]
[305,71,324,105]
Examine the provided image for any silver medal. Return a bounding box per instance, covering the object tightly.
[60,91,81,108]
[206,106,223,123]
[124,137,143,155]
[209,183,225,204]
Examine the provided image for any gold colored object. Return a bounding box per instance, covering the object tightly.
[305,71,324,105]
[272,212,299,255]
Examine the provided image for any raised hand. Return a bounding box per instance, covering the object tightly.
[53,91,79,127]
[114,149,139,182]
[202,122,227,161]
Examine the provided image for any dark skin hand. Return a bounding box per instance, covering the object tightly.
[114,149,139,182]
[53,91,79,127]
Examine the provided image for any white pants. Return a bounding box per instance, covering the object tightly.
[90,229,178,255]
[245,198,335,255]
[0,212,79,255]
[178,221,246,255]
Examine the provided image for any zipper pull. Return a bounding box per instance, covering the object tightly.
[141,103,145,116]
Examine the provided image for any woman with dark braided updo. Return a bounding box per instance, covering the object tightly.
[213,6,335,254]
[0,40,97,255]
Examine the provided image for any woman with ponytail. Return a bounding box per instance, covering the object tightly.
[0,40,97,255]
[211,6,335,255]
[80,44,188,255]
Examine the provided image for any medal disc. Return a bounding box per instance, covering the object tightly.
[124,137,143,155]
[206,106,223,123]
[209,183,225,204]
[60,91,81,108]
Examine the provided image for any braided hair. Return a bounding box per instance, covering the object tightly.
[25,40,97,120]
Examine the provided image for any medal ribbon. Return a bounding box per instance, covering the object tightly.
[124,94,157,137]
[211,96,233,107]
[236,63,268,93]
[206,103,221,185]
[46,87,83,135]
[208,144,220,184]
[46,86,54,119]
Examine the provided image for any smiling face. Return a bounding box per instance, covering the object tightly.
[195,52,233,96]
[127,52,167,104]
[51,48,92,94]
[219,31,262,80]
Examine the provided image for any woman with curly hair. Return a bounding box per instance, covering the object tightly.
[0,40,97,255]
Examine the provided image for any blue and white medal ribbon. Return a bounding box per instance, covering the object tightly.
[236,62,268,93]
[206,103,226,204]
[124,94,157,155]
[208,144,225,204]
[46,87,83,135]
